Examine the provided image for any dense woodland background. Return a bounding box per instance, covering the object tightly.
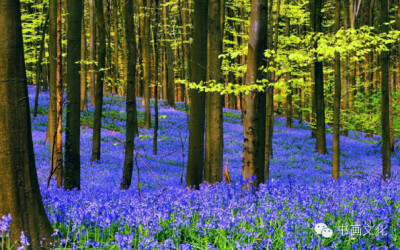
[21,0,399,188]
[0,0,400,248]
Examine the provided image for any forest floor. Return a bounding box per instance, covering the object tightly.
[28,86,400,249]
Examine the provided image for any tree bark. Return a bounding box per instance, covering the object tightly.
[55,0,63,188]
[163,0,175,108]
[121,0,138,190]
[47,0,58,177]
[0,1,54,247]
[80,14,88,112]
[205,0,223,184]
[112,0,118,95]
[311,0,326,154]
[89,0,96,106]
[332,0,341,180]
[186,0,208,189]
[139,0,152,128]
[91,0,106,162]
[242,0,268,188]
[65,0,82,190]
[285,16,293,128]
[34,13,49,118]
[366,0,375,138]
[379,0,391,180]
[153,0,160,155]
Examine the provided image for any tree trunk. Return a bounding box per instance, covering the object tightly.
[80,14,88,112]
[205,0,223,184]
[139,0,152,128]
[55,0,63,188]
[379,0,391,180]
[34,13,49,118]
[112,0,118,95]
[311,0,326,154]
[285,16,293,128]
[121,0,138,190]
[0,1,54,247]
[184,0,192,106]
[389,72,394,152]
[186,0,208,189]
[366,0,375,138]
[242,0,268,188]
[332,0,341,180]
[89,0,96,106]
[91,0,106,162]
[265,0,274,166]
[162,46,167,99]
[65,0,82,190]
[163,0,175,108]
[153,0,160,155]
[340,0,350,136]
[47,0,58,177]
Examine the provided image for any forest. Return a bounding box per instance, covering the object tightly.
[0,0,400,249]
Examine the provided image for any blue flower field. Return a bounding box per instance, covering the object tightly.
[2,86,400,249]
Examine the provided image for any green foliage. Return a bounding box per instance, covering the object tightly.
[21,0,48,85]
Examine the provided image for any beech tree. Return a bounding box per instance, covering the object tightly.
[121,0,138,190]
[162,0,175,107]
[379,0,391,179]
[89,0,96,107]
[55,0,63,188]
[310,0,326,154]
[0,0,53,246]
[186,0,208,188]
[139,0,152,129]
[332,0,341,180]
[153,0,160,155]
[47,0,58,177]
[91,0,106,162]
[242,0,268,188]
[204,0,224,184]
[65,0,83,190]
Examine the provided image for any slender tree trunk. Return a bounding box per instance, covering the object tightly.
[121,0,137,190]
[89,0,96,106]
[80,14,88,112]
[379,0,391,179]
[42,46,49,91]
[242,0,268,188]
[184,0,192,106]
[311,64,316,136]
[53,0,63,189]
[205,0,223,184]
[162,46,167,99]
[332,0,341,180]
[273,0,281,114]
[65,0,82,190]
[163,0,175,108]
[265,0,273,182]
[112,0,118,95]
[153,0,160,155]
[0,2,54,246]
[186,0,208,189]
[34,13,49,117]
[389,72,394,152]
[91,0,106,162]
[366,0,375,137]
[139,0,151,128]
[48,0,58,176]
[285,16,293,128]
[340,0,350,136]
[397,0,400,105]
[311,0,326,154]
